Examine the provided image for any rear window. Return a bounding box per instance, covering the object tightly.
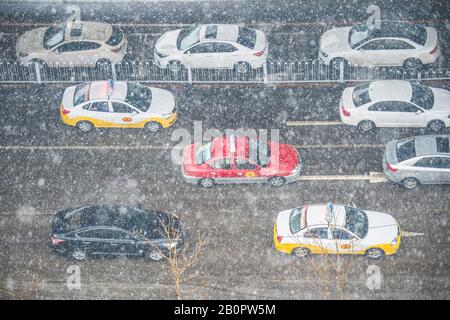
[289,207,307,234]
[410,82,434,110]
[205,25,218,39]
[436,137,449,153]
[73,82,90,106]
[105,26,123,46]
[396,138,416,162]
[237,27,256,49]
[352,83,371,107]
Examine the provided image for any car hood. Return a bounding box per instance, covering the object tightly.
[431,88,450,112]
[276,209,294,237]
[154,29,182,55]
[320,27,352,54]
[364,210,399,243]
[62,85,77,108]
[147,88,176,114]
[16,27,47,53]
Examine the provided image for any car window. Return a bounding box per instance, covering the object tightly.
[210,158,233,169]
[78,229,131,240]
[436,137,449,153]
[237,27,257,49]
[368,101,401,112]
[214,43,237,53]
[88,101,110,112]
[205,25,218,39]
[73,82,90,106]
[44,23,65,49]
[177,25,201,50]
[410,82,434,110]
[414,157,447,168]
[189,42,215,54]
[352,83,371,107]
[106,26,124,46]
[360,39,415,50]
[332,228,353,240]
[344,206,368,239]
[398,102,420,113]
[112,102,134,113]
[440,158,450,169]
[396,137,416,162]
[304,227,329,239]
[125,83,152,112]
[235,158,257,170]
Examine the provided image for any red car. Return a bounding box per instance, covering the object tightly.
[182,135,302,187]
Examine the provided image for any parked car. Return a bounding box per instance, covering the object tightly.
[60,80,177,132]
[318,20,440,69]
[16,21,127,67]
[383,135,450,189]
[339,80,450,133]
[274,203,401,259]
[182,135,301,187]
[154,24,268,73]
[50,205,184,261]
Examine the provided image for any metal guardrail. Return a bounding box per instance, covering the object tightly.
[0,59,449,84]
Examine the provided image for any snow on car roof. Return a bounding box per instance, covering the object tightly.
[89,80,127,100]
[65,21,113,42]
[414,135,450,156]
[368,80,412,102]
[305,204,346,227]
[200,24,239,42]
[211,135,249,158]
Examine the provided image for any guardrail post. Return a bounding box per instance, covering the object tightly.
[187,65,192,84]
[263,62,268,84]
[339,60,344,83]
[34,61,42,84]
[111,63,116,80]
[417,70,421,82]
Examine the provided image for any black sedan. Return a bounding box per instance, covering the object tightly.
[50,205,185,261]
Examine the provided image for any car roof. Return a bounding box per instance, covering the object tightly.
[414,135,450,156]
[88,80,128,101]
[210,135,251,159]
[305,204,347,228]
[368,80,412,102]
[199,24,239,43]
[65,21,113,42]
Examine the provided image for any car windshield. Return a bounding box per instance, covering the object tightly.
[73,82,90,106]
[195,142,212,164]
[125,83,152,112]
[410,82,434,110]
[352,83,371,107]
[349,23,371,49]
[248,139,271,166]
[396,137,416,162]
[344,206,368,239]
[237,27,257,49]
[289,207,304,234]
[177,25,201,50]
[43,23,66,49]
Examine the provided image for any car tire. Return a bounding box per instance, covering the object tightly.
[330,57,348,70]
[234,61,251,74]
[148,250,164,261]
[401,177,420,190]
[427,120,445,133]
[292,247,310,258]
[76,121,94,133]
[357,120,376,133]
[365,248,385,259]
[403,58,423,71]
[168,60,182,73]
[269,176,286,187]
[198,178,214,188]
[71,248,87,261]
[145,121,162,133]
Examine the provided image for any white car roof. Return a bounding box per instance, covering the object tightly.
[65,21,113,42]
[368,80,412,102]
[199,24,239,43]
[89,80,127,101]
[305,204,346,228]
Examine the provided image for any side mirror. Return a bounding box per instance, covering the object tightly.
[184,50,190,54]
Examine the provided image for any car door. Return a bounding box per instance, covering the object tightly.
[110,101,145,127]
[206,157,236,182]
[53,41,101,66]
[395,102,426,127]
[412,156,449,184]
[440,157,450,183]
[302,227,333,254]
[184,42,215,68]
[234,157,262,183]
[103,229,140,255]
[331,228,362,254]
[355,39,415,66]
[83,101,116,127]
[75,229,111,255]
[212,42,239,68]
[367,101,400,126]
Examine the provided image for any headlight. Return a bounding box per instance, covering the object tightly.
[156,51,169,58]
[162,113,173,119]
[320,49,328,58]
[18,52,29,57]
[162,241,178,249]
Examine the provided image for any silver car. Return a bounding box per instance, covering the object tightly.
[383,135,450,189]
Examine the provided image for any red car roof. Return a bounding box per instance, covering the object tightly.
[211,136,250,159]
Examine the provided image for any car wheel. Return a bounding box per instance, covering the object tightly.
[403,58,423,71]
[401,177,420,190]
[365,248,385,259]
[168,60,182,73]
[292,247,310,258]
[357,120,376,133]
[269,176,285,187]
[234,61,251,74]
[198,178,214,188]
[76,121,94,133]
[71,248,87,261]
[148,251,164,261]
[145,121,162,133]
[427,120,445,133]
[330,57,348,70]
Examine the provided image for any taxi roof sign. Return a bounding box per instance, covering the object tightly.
[326,202,334,224]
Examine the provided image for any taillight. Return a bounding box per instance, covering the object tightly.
[51,237,65,245]
[62,108,71,115]
[111,44,123,53]
[253,50,264,57]
[341,106,351,117]
[276,235,283,243]
[430,46,438,54]
[386,162,398,173]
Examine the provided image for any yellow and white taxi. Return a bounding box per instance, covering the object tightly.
[274,203,401,259]
[60,80,177,132]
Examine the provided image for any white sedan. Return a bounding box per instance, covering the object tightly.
[339,80,450,133]
[318,20,440,70]
[154,24,268,73]
[16,21,127,67]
